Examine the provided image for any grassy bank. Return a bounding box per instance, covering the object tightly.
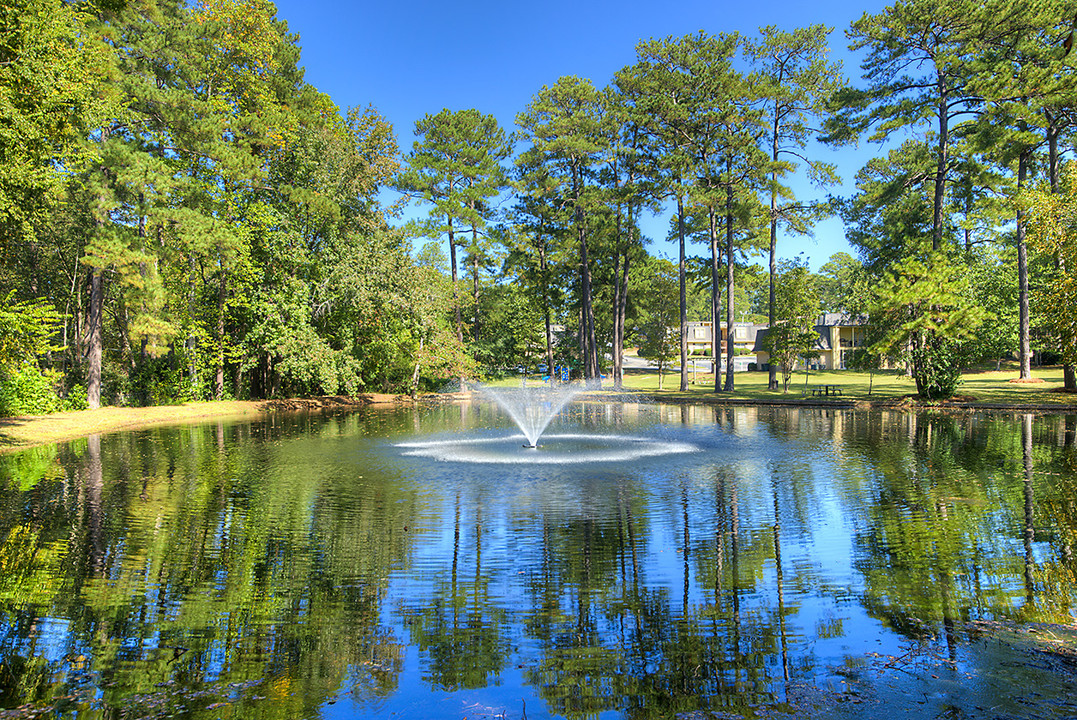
[0,395,403,452]
[617,365,1076,406]
[498,363,1076,409]
[3,366,1075,452]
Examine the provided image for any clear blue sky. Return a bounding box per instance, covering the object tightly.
[270,0,890,271]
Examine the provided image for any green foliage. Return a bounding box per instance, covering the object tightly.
[870,253,985,399]
[909,332,967,399]
[817,252,871,316]
[761,258,821,392]
[966,246,1020,367]
[1025,163,1077,366]
[0,293,62,369]
[0,0,114,245]
[635,258,680,389]
[2,0,1074,406]
[0,444,59,491]
[0,364,62,416]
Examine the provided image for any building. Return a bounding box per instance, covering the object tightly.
[754,313,867,371]
[684,321,767,372]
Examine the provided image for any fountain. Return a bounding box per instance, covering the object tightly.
[477,382,582,448]
[396,381,700,464]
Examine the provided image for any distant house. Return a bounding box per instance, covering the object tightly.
[754,313,867,371]
[684,321,767,372]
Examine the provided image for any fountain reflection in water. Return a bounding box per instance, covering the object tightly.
[396,382,699,463]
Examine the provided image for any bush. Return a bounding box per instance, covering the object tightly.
[63,384,88,411]
[130,357,186,406]
[0,364,63,416]
[911,336,966,400]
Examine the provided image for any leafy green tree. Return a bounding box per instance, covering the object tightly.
[635,258,679,390]
[869,252,985,398]
[0,294,62,370]
[817,252,871,315]
[825,0,985,252]
[966,246,1019,369]
[616,34,717,392]
[968,0,1077,383]
[506,155,569,377]
[1025,163,1077,370]
[0,0,113,247]
[0,293,67,416]
[838,140,936,272]
[748,24,842,390]
[516,77,611,383]
[761,258,820,392]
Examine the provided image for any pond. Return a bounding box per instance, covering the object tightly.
[2,401,1077,719]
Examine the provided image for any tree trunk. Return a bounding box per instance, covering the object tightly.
[1046,115,1076,390]
[471,225,481,340]
[575,165,599,383]
[613,250,623,390]
[724,159,736,392]
[87,270,103,410]
[187,252,198,392]
[619,248,630,389]
[709,208,721,393]
[215,270,227,400]
[678,188,688,393]
[612,197,626,391]
[410,335,424,398]
[447,218,463,344]
[932,78,948,252]
[768,112,780,390]
[447,217,466,390]
[539,237,554,380]
[1017,148,1031,380]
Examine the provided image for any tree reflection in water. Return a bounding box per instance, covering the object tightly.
[1,406,1077,719]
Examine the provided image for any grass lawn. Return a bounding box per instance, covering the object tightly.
[504,361,1077,407]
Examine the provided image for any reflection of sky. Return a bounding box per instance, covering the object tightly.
[5,406,1077,719]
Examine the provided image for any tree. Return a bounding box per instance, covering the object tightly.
[869,253,985,398]
[966,246,1019,369]
[616,31,768,393]
[817,252,871,315]
[507,154,569,378]
[825,0,985,252]
[398,108,511,349]
[968,0,1077,383]
[516,77,611,384]
[1025,163,1077,371]
[748,24,842,390]
[616,34,714,392]
[761,258,820,392]
[636,258,679,390]
[0,0,113,247]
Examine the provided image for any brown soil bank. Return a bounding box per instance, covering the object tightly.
[0,394,406,452]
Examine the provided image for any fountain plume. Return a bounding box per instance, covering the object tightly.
[478,382,582,448]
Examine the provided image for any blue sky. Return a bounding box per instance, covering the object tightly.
[270,0,891,271]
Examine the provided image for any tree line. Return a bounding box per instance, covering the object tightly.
[2,0,1076,413]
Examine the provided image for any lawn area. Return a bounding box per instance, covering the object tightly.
[500,362,1077,407]
[618,364,1077,406]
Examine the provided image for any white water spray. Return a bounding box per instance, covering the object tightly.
[477,382,582,448]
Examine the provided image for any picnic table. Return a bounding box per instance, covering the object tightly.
[811,384,843,397]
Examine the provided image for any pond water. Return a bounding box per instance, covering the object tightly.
[2,402,1077,720]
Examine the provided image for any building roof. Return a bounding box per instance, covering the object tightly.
[817,312,867,327]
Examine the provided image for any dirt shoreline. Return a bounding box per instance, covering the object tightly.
[2,391,1075,453]
[0,394,406,452]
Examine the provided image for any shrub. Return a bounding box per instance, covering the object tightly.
[0,364,63,416]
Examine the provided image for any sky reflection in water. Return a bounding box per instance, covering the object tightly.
[1,402,1077,719]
